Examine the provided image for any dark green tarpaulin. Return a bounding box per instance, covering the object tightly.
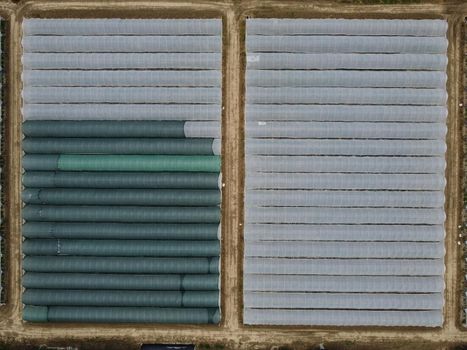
[23,305,220,324]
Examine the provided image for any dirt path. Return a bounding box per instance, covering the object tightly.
[0,1,465,349]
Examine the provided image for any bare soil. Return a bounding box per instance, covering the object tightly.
[0,0,465,349]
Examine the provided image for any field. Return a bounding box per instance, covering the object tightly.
[0,0,465,349]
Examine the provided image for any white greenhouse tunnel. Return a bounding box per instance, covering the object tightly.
[243,18,448,327]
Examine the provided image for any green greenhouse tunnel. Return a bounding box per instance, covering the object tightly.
[22,120,222,324]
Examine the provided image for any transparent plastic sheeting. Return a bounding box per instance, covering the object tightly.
[23,53,222,70]
[246,19,447,36]
[246,156,445,173]
[245,241,444,259]
[246,105,447,122]
[23,19,222,36]
[244,18,448,327]
[245,190,444,207]
[245,258,445,275]
[26,104,447,122]
[244,275,444,293]
[246,207,445,225]
[23,36,221,53]
[246,139,446,156]
[23,104,221,121]
[246,122,447,139]
[23,70,221,87]
[21,19,222,324]
[24,87,221,104]
[244,224,445,242]
[244,292,444,310]
[246,53,446,70]
[243,310,442,327]
[248,87,447,105]
[26,18,440,37]
[247,70,447,88]
[247,35,447,53]
[245,173,446,190]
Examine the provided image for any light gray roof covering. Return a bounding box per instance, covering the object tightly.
[244,18,448,327]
